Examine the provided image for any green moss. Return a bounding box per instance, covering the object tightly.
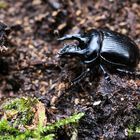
[0,119,19,135]
[0,113,84,140]
[0,97,84,140]
[128,104,140,138]
[0,1,8,9]
[128,124,140,138]
[137,103,140,109]
[2,97,38,126]
[42,112,84,133]
[42,134,55,140]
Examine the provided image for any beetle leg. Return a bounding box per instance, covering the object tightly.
[58,34,88,44]
[116,68,135,74]
[100,65,112,83]
[116,68,140,79]
[71,68,90,84]
[83,56,98,64]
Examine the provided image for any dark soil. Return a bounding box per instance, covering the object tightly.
[0,0,140,139]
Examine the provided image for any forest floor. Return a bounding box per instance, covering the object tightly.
[0,0,140,139]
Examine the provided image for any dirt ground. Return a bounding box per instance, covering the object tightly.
[0,0,140,139]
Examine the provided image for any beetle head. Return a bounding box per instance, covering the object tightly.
[58,43,82,57]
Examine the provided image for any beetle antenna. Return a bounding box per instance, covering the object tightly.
[58,34,88,44]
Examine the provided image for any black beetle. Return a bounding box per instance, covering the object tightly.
[58,29,139,83]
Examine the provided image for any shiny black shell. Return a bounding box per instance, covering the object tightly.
[83,29,139,70]
[100,29,139,68]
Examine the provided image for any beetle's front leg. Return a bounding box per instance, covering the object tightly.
[58,34,88,44]
[71,68,90,84]
[100,65,112,84]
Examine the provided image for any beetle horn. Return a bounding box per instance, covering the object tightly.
[58,34,88,44]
